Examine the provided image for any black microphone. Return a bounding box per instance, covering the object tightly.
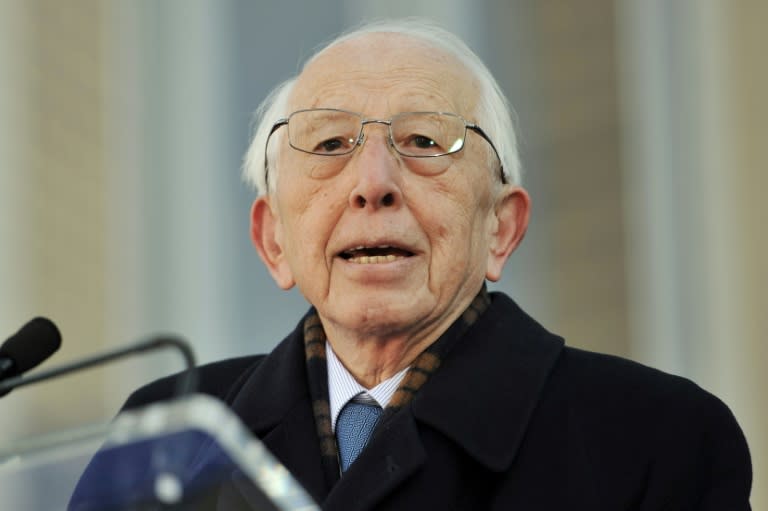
[0,317,62,396]
[0,335,198,398]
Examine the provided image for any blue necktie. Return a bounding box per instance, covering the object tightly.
[336,401,383,472]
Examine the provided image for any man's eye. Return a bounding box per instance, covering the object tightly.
[411,135,437,149]
[315,138,344,153]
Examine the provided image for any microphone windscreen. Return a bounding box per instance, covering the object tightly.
[1,317,62,373]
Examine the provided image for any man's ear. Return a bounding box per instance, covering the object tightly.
[250,197,295,289]
[486,186,531,282]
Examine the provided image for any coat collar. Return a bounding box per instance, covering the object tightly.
[411,292,564,472]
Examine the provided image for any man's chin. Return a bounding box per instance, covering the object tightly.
[319,294,436,340]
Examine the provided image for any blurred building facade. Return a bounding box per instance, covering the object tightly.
[0,0,765,506]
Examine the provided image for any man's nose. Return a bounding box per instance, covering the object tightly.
[347,131,403,210]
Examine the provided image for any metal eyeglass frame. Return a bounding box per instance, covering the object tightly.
[263,108,506,187]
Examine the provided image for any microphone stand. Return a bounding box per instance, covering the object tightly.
[0,336,198,398]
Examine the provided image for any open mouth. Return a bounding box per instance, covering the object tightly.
[338,245,414,264]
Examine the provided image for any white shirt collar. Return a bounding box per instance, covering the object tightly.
[326,341,409,431]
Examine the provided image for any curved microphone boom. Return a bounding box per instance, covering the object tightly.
[0,336,198,398]
[0,317,62,397]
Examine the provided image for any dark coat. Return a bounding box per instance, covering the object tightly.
[124,292,752,510]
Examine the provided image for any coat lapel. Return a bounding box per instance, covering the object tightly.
[413,292,565,471]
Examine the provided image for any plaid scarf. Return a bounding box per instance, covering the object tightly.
[302,286,491,490]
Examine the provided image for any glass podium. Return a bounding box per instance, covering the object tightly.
[0,394,320,510]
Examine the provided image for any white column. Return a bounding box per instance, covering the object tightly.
[102,1,240,396]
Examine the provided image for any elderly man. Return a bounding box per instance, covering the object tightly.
[123,19,751,510]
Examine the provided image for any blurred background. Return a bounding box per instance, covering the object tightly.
[0,0,765,506]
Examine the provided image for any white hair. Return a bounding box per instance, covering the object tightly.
[242,18,521,195]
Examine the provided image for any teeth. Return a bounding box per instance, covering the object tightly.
[348,254,402,264]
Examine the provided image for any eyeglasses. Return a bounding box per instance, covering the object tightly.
[265,108,505,184]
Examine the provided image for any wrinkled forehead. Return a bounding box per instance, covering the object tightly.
[289,33,479,117]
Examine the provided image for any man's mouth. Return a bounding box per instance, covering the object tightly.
[338,245,414,264]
